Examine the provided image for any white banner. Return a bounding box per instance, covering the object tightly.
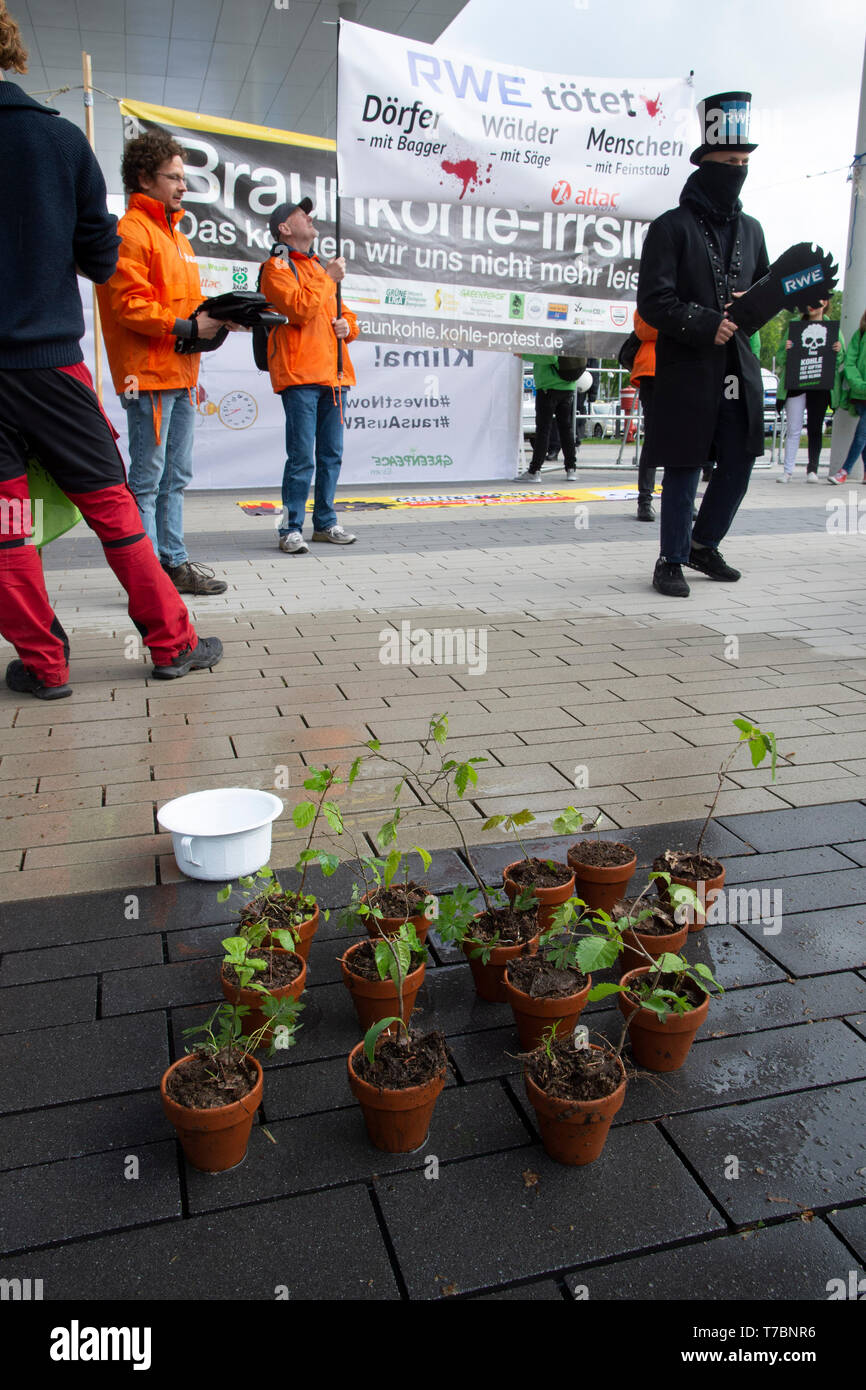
[81,275,520,489]
[337,19,695,217]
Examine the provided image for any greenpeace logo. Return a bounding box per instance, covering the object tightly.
[782,265,823,295]
[50,1321,152,1372]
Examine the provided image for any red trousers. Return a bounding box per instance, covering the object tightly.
[0,364,196,686]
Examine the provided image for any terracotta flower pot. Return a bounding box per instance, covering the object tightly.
[502,860,576,932]
[161,1053,263,1173]
[220,947,306,1046]
[461,927,539,1002]
[262,902,319,962]
[359,890,432,944]
[502,967,592,1051]
[620,919,689,976]
[617,966,710,1071]
[347,1041,445,1152]
[656,862,725,933]
[340,940,425,1032]
[566,843,637,913]
[523,1047,626,1166]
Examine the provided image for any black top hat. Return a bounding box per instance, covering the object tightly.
[690,92,757,165]
[268,197,314,243]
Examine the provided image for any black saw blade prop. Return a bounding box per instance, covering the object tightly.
[728,243,838,334]
[175,291,288,354]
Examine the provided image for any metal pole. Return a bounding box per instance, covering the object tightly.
[82,51,104,402]
[334,3,357,381]
[830,35,866,474]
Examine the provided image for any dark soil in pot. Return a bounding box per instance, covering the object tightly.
[352,1030,447,1089]
[568,840,634,868]
[471,905,538,943]
[223,947,303,990]
[507,954,587,999]
[506,857,573,889]
[652,850,723,881]
[165,1048,258,1110]
[525,1036,622,1101]
[364,881,431,919]
[624,970,707,1011]
[344,938,425,982]
[612,898,679,936]
[241,890,313,934]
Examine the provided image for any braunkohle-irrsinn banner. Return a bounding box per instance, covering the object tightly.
[120,98,672,354]
[337,19,695,217]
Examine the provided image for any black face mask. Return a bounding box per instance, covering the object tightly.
[697,160,748,211]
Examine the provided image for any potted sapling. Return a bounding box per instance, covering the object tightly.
[161,969,302,1172]
[219,932,306,1045]
[340,916,429,1034]
[502,894,593,1049]
[654,719,777,928]
[482,807,575,930]
[563,807,637,912]
[347,831,436,943]
[521,1020,627,1167]
[603,872,699,973]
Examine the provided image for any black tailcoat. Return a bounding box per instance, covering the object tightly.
[637,205,769,467]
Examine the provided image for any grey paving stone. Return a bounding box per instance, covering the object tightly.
[704,974,866,1039]
[663,1080,866,1224]
[0,976,96,1033]
[473,1279,566,1300]
[0,1187,399,1299]
[0,1013,168,1114]
[101,958,223,1016]
[0,1140,180,1254]
[835,841,866,867]
[0,1091,171,1172]
[827,1204,866,1267]
[0,934,163,985]
[374,1128,725,1299]
[721,846,852,883]
[185,1080,530,1213]
[565,1219,859,1301]
[736,906,866,976]
[846,1015,866,1042]
[719,803,866,853]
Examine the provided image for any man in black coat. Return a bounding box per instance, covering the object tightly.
[637,92,769,597]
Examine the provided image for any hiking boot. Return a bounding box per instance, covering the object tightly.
[312,525,357,544]
[163,561,227,595]
[151,637,224,680]
[278,531,309,554]
[686,545,741,581]
[636,499,656,521]
[5,659,72,700]
[652,559,690,597]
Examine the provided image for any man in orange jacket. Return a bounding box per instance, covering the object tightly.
[631,311,658,521]
[97,131,228,594]
[260,199,360,554]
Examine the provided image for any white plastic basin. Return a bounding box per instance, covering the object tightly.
[157,788,284,881]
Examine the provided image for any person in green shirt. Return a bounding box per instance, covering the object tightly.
[829,307,866,483]
[522,355,578,479]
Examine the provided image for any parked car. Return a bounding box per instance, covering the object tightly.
[762,368,778,435]
[586,400,617,438]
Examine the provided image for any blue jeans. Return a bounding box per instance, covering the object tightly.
[279,385,346,534]
[660,389,755,564]
[840,401,866,474]
[122,389,195,567]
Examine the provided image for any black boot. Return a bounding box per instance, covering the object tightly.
[636,497,656,521]
[652,559,690,597]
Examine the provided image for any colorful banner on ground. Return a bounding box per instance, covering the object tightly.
[118,98,664,354]
[337,19,695,218]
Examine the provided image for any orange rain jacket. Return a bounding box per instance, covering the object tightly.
[630,310,657,385]
[260,250,358,392]
[96,192,202,400]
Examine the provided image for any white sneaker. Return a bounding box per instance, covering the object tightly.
[278,531,309,554]
[776,473,793,483]
[805,472,818,484]
[311,525,356,544]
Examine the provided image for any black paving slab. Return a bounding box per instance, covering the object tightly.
[0,1013,168,1113]
[719,803,866,853]
[474,1279,566,1300]
[374,1129,726,1300]
[0,976,95,1033]
[0,1141,180,1254]
[0,1091,171,1172]
[565,1218,860,1301]
[736,906,866,976]
[0,933,163,985]
[663,1080,866,1224]
[702,974,866,1038]
[721,846,852,882]
[827,1205,866,1268]
[101,958,225,1016]
[0,1188,400,1299]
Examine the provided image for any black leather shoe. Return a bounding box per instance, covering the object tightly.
[652,559,690,597]
[636,499,656,521]
[686,545,741,581]
[5,659,72,700]
[151,637,224,680]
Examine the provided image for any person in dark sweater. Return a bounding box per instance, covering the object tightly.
[0,5,222,697]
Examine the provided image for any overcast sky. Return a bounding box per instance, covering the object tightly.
[443,0,865,275]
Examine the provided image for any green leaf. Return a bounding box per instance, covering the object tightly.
[383,848,402,888]
[363,1016,402,1064]
[655,952,687,974]
[482,816,505,832]
[575,935,620,973]
[292,801,316,829]
[454,762,477,798]
[411,845,432,873]
[217,885,232,902]
[509,809,535,828]
[732,717,752,735]
[552,807,584,836]
[366,739,381,752]
[587,982,624,1002]
[316,852,340,878]
[348,756,362,785]
[323,801,344,835]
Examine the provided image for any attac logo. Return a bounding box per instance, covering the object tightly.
[547,303,568,320]
[551,180,572,204]
[609,305,630,327]
[782,265,824,296]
